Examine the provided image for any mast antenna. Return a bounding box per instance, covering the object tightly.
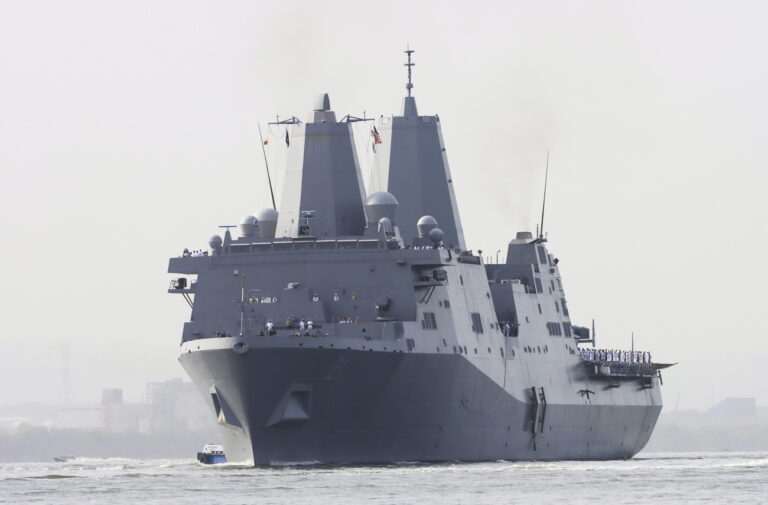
[539,149,550,239]
[257,122,277,210]
[405,45,415,97]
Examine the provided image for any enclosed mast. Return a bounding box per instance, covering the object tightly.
[378,49,465,248]
[275,94,368,239]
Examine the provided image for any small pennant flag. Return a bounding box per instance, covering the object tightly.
[371,126,382,152]
[285,129,290,147]
[263,138,269,146]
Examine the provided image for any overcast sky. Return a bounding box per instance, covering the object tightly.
[1,0,766,411]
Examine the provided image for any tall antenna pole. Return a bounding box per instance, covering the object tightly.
[405,45,415,97]
[258,122,277,210]
[539,149,550,239]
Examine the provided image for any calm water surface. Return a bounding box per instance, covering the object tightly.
[1,451,766,504]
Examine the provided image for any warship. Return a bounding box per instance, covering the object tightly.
[168,50,669,464]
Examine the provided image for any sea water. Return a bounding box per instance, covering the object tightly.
[1,451,766,504]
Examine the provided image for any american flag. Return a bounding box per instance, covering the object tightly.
[371,126,382,152]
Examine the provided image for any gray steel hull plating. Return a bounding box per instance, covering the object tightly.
[180,346,660,465]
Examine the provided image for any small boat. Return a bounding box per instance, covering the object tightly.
[197,444,226,464]
[53,455,76,462]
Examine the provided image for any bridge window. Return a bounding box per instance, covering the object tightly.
[537,246,548,264]
[471,313,484,334]
[546,322,563,336]
[422,312,437,330]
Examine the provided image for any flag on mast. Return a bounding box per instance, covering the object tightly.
[371,126,382,152]
[263,138,269,146]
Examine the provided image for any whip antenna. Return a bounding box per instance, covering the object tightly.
[539,149,550,239]
[258,122,277,210]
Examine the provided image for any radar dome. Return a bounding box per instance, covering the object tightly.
[239,215,258,238]
[255,208,279,239]
[364,191,399,226]
[417,215,438,237]
[429,227,444,244]
[209,234,223,254]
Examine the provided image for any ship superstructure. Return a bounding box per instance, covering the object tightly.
[168,50,668,464]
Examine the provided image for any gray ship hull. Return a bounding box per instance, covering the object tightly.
[180,344,660,465]
[168,62,667,465]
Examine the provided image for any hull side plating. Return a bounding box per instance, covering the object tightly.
[180,346,660,464]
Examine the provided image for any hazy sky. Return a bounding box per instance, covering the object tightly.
[1,0,766,411]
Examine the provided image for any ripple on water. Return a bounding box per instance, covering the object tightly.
[27,474,79,479]
[0,452,767,505]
